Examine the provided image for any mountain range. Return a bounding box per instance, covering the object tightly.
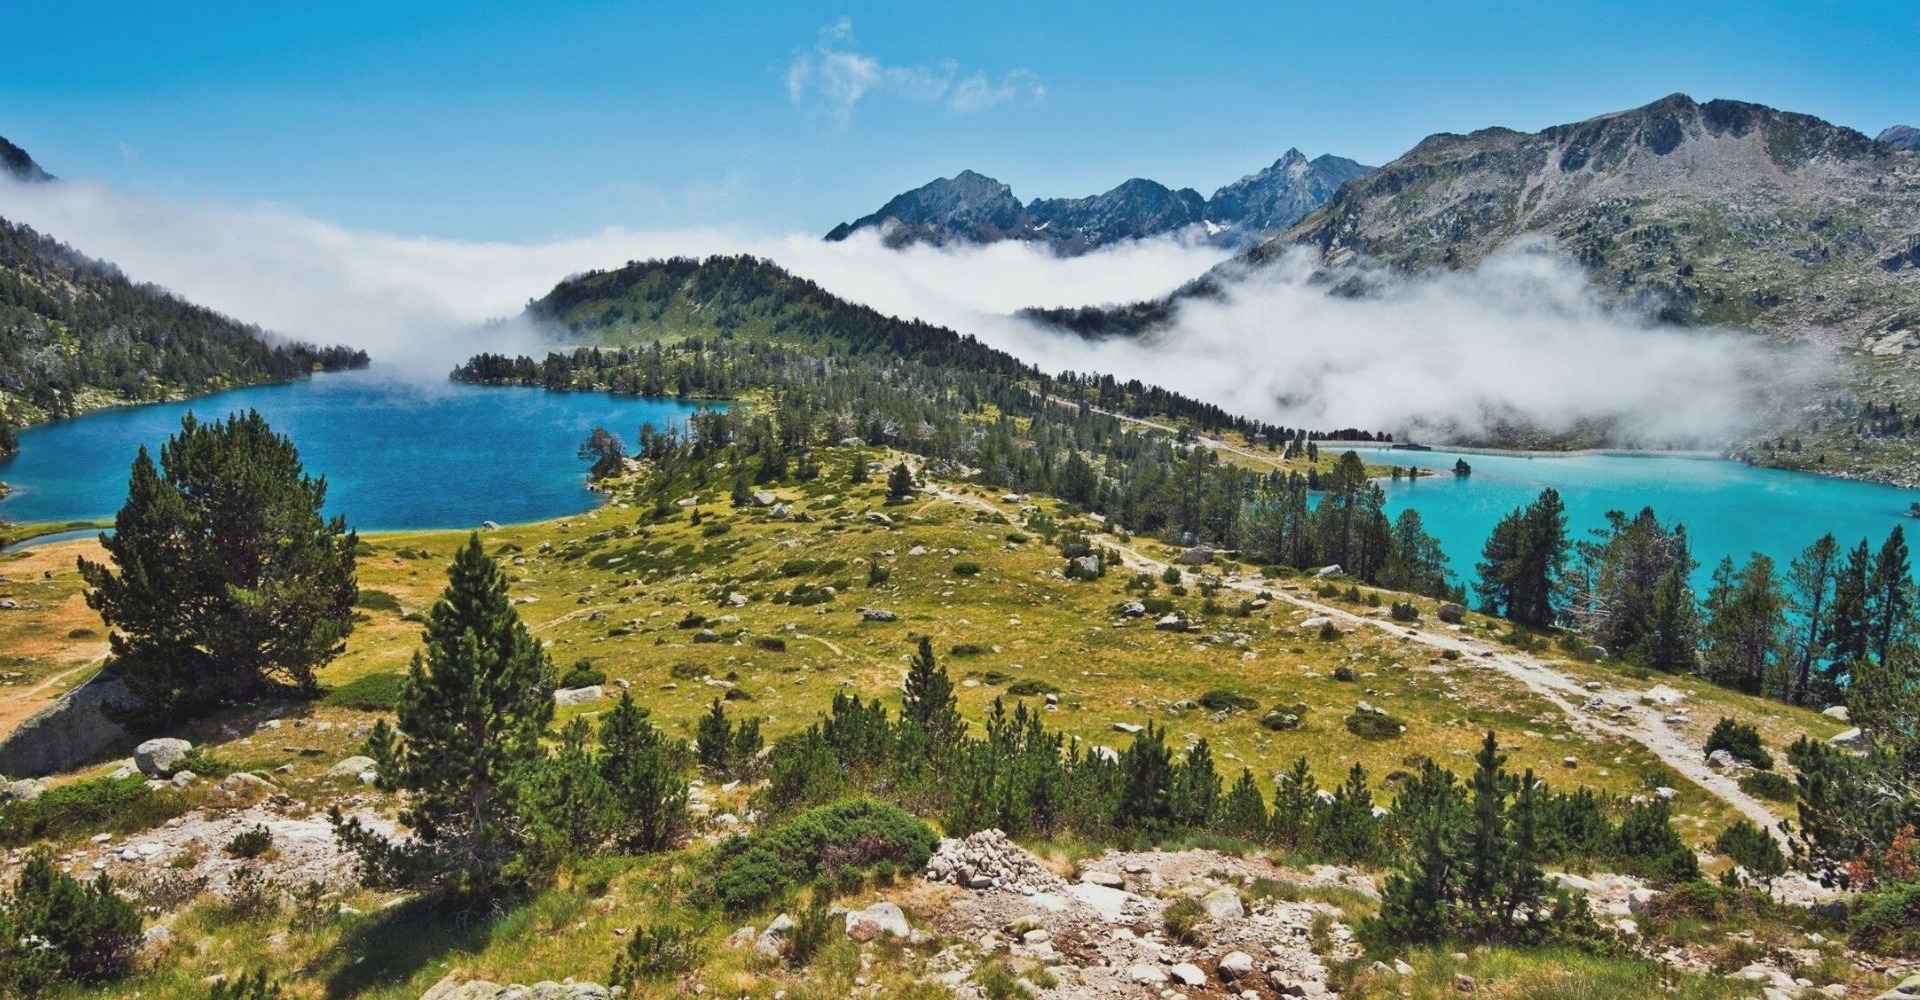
[824,149,1372,254]
[1881,125,1920,151]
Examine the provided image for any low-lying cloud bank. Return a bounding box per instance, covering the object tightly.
[0,176,1818,446]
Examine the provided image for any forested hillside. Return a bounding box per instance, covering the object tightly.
[0,217,368,446]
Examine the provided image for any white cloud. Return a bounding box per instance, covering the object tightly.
[784,18,1042,126]
[0,176,1819,448]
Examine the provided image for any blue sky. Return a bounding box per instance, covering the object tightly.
[3,0,1916,241]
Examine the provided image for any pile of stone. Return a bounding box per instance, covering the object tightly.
[923,828,1067,894]
[419,975,612,1000]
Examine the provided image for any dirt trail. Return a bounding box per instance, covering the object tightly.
[918,478,1788,846]
[1102,536,1792,846]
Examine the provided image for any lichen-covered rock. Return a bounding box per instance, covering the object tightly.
[135,738,193,777]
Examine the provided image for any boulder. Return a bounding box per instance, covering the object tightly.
[756,913,795,956]
[1175,547,1214,566]
[1821,705,1850,721]
[1201,886,1244,921]
[0,673,133,778]
[1315,564,1343,578]
[864,511,894,527]
[843,901,910,941]
[1301,616,1334,630]
[1,778,44,801]
[135,738,193,777]
[553,685,605,706]
[1079,870,1124,888]
[1829,728,1871,752]
[328,756,377,779]
[1128,965,1170,985]
[1119,601,1147,618]
[692,629,721,644]
[752,491,776,507]
[222,771,279,792]
[169,770,198,788]
[1706,749,1740,770]
[1155,614,1192,632]
[859,608,899,623]
[1644,684,1687,707]
[1113,722,1144,734]
[1436,603,1467,624]
[1170,962,1208,987]
[1217,951,1256,981]
[1071,555,1102,577]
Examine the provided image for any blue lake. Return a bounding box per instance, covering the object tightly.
[0,371,714,531]
[1351,448,1920,588]
[4,373,1919,587]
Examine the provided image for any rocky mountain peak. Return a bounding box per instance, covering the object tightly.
[0,135,52,182]
[1881,125,1920,151]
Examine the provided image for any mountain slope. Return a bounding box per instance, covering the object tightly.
[1880,125,1920,151]
[1266,94,1920,343]
[824,149,1373,254]
[0,138,368,445]
[0,135,51,182]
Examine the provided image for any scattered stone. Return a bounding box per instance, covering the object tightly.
[844,902,910,941]
[135,738,193,777]
[1218,951,1256,981]
[554,685,606,706]
[1201,886,1244,921]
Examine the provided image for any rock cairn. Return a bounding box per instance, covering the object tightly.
[923,829,1066,894]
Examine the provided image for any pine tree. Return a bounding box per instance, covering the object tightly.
[0,409,16,458]
[1377,761,1463,944]
[1168,739,1221,829]
[599,691,691,853]
[1270,757,1320,849]
[334,533,554,898]
[1701,554,1785,695]
[1462,732,1511,923]
[1828,539,1874,672]
[1115,722,1174,833]
[1867,526,1913,665]
[1220,768,1270,842]
[523,718,617,866]
[1785,534,1839,704]
[79,410,358,714]
[849,451,869,484]
[887,461,915,501]
[898,636,964,766]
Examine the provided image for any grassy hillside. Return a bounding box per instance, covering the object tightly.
[0,445,1868,1000]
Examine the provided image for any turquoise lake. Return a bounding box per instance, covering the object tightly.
[1350,448,1920,588]
[4,372,1919,589]
[0,371,713,531]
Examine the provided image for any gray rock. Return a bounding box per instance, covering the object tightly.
[1080,870,1124,888]
[1314,564,1343,578]
[1071,555,1102,577]
[756,913,795,956]
[864,511,894,527]
[1170,962,1208,987]
[1175,547,1214,566]
[1821,705,1850,721]
[327,756,377,779]
[1829,727,1871,752]
[752,491,776,507]
[1436,603,1467,624]
[1201,886,1244,921]
[1119,601,1147,618]
[692,630,720,644]
[169,770,198,788]
[1217,951,1256,981]
[553,685,606,706]
[844,901,910,941]
[1113,722,1144,734]
[1,778,44,801]
[859,608,898,622]
[135,738,193,777]
[1128,964,1169,984]
[0,673,133,778]
[1155,613,1192,632]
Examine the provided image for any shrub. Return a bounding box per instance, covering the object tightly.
[560,659,607,688]
[1705,718,1773,770]
[1197,689,1259,713]
[867,563,890,587]
[706,799,936,914]
[952,562,982,577]
[219,865,282,922]
[1715,820,1786,882]
[1612,799,1699,884]
[1738,771,1795,803]
[1344,711,1405,740]
[1389,601,1420,622]
[1163,897,1208,944]
[208,969,284,1000]
[1318,621,1342,641]
[0,851,141,994]
[1260,705,1307,731]
[1005,679,1059,697]
[224,824,274,860]
[0,775,185,847]
[321,672,407,711]
[355,590,402,613]
[1441,649,1461,661]
[1162,566,1183,585]
[949,643,991,657]
[754,637,787,653]
[1852,882,1920,955]
[784,888,837,967]
[610,920,705,985]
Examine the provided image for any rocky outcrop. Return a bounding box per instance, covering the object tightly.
[419,974,610,1000]
[0,671,132,778]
